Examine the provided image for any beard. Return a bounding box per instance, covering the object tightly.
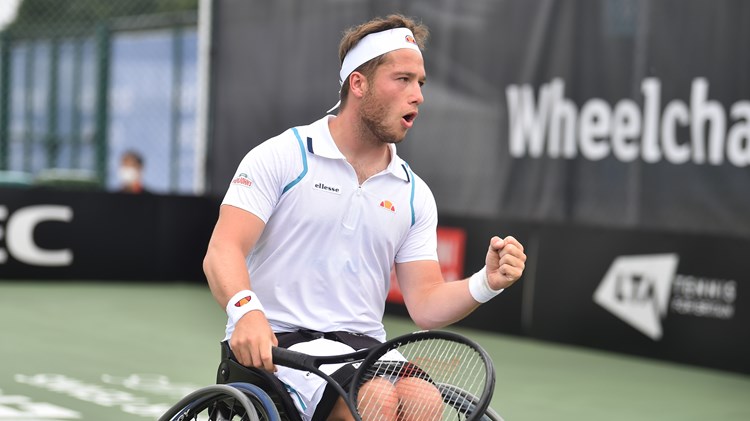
[358,89,405,145]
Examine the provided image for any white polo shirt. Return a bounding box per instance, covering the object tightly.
[222,115,438,342]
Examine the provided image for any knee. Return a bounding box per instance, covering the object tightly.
[356,377,399,420]
[395,377,443,421]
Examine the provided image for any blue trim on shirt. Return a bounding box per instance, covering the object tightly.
[283,127,309,194]
[400,163,411,182]
[283,383,308,411]
[403,163,416,227]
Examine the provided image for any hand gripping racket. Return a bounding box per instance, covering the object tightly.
[272,330,495,421]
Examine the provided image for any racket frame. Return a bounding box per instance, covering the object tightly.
[271,330,496,421]
[350,330,495,421]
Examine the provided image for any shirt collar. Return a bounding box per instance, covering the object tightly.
[310,115,411,182]
[385,144,411,182]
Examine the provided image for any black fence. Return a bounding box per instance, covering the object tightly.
[0,188,214,281]
[2,188,747,375]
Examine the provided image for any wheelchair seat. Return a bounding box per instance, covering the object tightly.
[217,342,303,421]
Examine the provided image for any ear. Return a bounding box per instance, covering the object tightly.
[348,71,368,99]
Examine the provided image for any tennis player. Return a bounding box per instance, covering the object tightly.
[204,14,527,421]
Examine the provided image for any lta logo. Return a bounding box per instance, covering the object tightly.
[593,254,679,340]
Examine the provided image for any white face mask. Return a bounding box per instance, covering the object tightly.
[119,166,140,185]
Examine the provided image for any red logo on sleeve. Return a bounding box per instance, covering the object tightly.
[231,173,253,188]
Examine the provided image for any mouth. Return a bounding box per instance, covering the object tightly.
[401,111,418,128]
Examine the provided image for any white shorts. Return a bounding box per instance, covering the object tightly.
[275,338,357,421]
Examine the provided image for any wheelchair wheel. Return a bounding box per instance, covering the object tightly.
[159,383,280,421]
[229,382,282,421]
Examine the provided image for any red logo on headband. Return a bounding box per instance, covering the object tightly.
[405,35,417,45]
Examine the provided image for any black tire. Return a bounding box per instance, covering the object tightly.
[159,384,262,421]
[230,382,282,421]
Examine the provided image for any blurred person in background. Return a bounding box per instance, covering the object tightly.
[203,13,527,421]
[118,150,148,194]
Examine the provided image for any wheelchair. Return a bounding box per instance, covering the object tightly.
[159,344,505,421]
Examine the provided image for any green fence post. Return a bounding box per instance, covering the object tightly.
[70,37,83,168]
[46,37,60,168]
[94,23,111,188]
[0,32,9,170]
[22,41,35,173]
[170,25,184,192]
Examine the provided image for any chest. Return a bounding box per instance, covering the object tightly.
[278,158,413,240]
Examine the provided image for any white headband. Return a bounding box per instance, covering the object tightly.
[327,27,422,112]
[339,27,421,85]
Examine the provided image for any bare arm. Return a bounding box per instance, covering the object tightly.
[203,204,277,371]
[204,205,263,305]
[396,236,526,330]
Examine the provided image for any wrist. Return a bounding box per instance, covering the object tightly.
[226,290,265,324]
[468,266,504,303]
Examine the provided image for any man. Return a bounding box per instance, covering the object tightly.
[118,150,147,194]
[204,14,527,421]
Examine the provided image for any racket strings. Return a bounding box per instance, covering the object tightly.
[355,338,488,421]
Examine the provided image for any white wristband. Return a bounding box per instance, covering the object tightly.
[468,266,504,303]
[226,290,265,324]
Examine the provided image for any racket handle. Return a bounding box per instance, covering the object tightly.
[272,346,317,371]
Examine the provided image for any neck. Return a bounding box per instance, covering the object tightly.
[125,182,143,193]
[329,112,391,183]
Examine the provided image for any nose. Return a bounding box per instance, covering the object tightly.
[411,83,424,105]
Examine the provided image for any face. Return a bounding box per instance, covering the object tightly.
[358,49,426,144]
[119,155,142,185]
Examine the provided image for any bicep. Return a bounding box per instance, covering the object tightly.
[209,204,266,256]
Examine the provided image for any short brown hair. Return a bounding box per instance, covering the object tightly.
[337,14,429,108]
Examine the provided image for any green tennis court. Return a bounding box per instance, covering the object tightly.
[1,282,748,420]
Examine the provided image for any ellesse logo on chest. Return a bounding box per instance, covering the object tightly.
[313,182,342,195]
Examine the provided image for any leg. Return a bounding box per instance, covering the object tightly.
[355,377,399,421]
[395,377,443,421]
[326,397,355,421]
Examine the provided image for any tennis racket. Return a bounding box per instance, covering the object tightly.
[272,329,495,421]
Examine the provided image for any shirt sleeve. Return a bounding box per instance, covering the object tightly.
[394,177,439,263]
[221,131,302,223]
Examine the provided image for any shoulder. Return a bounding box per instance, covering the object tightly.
[411,170,437,213]
[255,117,328,156]
[399,160,435,201]
[257,127,303,153]
[240,122,316,167]
[395,160,437,227]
